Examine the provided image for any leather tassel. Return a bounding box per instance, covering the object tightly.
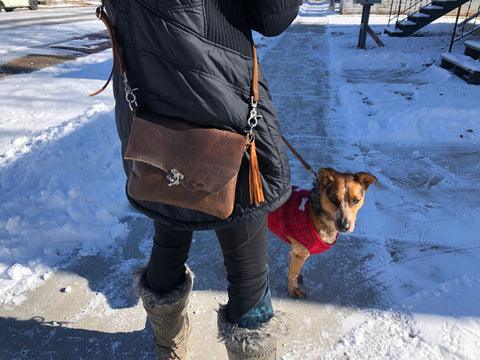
[249,140,265,206]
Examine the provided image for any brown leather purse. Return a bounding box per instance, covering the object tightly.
[123,113,246,219]
[91,3,264,219]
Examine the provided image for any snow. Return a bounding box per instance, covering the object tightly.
[1,2,480,359]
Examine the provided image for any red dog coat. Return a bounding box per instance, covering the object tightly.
[268,186,336,254]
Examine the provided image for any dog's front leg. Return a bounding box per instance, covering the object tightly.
[287,237,310,299]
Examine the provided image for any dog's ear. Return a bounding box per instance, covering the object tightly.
[354,172,378,190]
[317,168,337,187]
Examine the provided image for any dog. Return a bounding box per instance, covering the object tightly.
[268,168,377,299]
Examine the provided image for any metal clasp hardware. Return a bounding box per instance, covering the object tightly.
[123,72,138,111]
[95,6,102,20]
[310,169,320,188]
[246,96,262,144]
[166,169,184,186]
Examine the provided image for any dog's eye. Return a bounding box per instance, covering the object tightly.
[330,197,340,206]
[352,198,360,205]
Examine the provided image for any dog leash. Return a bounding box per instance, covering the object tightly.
[281,135,319,186]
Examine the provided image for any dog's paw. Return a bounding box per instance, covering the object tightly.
[289,286,307,299]
[297,274,304,285]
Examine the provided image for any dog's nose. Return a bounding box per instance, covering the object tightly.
[337,221,350,232]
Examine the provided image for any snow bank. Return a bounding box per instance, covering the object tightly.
[0,52,131,305]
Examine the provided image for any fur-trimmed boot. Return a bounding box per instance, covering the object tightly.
[217,287,287,359]
[135,266,193,360]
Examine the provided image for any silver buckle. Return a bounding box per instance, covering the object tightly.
[166,169,184,186]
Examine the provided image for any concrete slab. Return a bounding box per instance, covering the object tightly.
[0,267,353,359]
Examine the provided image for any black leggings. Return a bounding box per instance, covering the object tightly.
[147,215,269,322]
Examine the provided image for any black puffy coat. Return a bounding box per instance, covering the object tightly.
[104,0,298,230]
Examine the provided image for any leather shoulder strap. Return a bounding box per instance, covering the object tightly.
[89,1,127,96]
[91,1,258,101]
[251,45,259,103]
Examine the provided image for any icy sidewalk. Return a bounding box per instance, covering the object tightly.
[0,21,353,360]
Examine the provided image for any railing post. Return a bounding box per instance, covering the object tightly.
[396,0,404,29]
[449,0,464,52]
[358,3,373,48]
[330,0,335,11]
[388,0,395,25]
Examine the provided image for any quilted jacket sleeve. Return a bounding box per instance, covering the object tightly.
[244,0,300,36]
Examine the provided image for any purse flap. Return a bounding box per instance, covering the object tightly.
[124,113,246,194]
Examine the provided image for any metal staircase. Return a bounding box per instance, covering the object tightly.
[385,0,470,37]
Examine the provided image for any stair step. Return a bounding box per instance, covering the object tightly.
[399,20,417,26]
[409,13,430,18]
[442,53,480,71]
[407,12,432,26]
[396,21,423,36]
[384,28,405,37]
[432,0,461,4]
[465,40,480,53]
[419,5,448,17]
[465,43,480,60]
[441,52,480,84]
[422,5,444,10]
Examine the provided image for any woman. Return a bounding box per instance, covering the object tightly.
[102,0,299,358]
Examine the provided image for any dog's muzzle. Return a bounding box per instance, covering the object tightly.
[335,218,351,233]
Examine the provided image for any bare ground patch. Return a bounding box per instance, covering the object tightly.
[0,32,111,78]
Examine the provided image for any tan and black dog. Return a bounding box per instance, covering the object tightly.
[268,168,377,299]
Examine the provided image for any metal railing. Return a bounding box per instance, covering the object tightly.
[448,0,480,51]
[388,0,430,28]
[329,0,341,12]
